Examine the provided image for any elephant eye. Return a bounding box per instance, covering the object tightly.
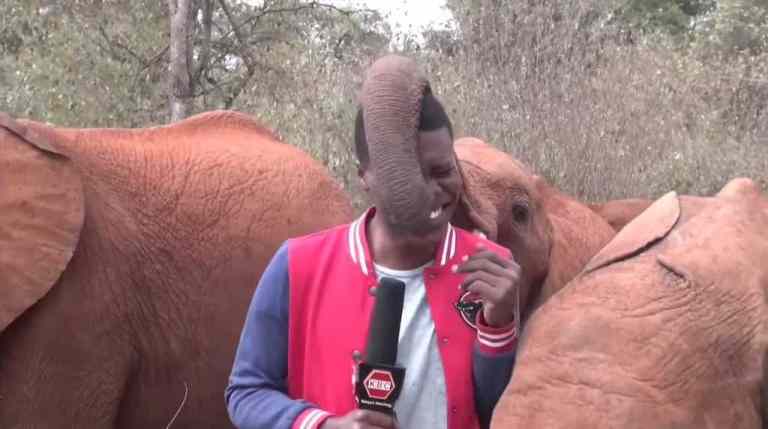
[512,203,529,224]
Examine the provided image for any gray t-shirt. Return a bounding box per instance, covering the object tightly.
[373,262,448,429]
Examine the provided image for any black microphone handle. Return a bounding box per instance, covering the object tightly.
[364,277,405,365]
[355,277,407,416]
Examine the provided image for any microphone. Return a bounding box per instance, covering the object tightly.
[354,277,407,416]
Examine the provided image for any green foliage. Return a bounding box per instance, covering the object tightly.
[692,0,768,56]
[609,0,716,37]
[0,0,388,128]
[1,0,766,209]
[1,0,169,126]
[602,0,768,58]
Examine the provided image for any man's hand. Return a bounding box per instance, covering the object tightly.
[320,410,399,429]
[454,242,521,327]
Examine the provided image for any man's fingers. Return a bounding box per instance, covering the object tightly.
[464,249,517,269]
[455,255,520,280]
[356,410,397,428]
[464,279,501,302]
[460,270,504,292]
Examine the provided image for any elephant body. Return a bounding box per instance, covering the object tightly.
[0,111,354,428]
[491,178,768,428]
[588,197,654,232]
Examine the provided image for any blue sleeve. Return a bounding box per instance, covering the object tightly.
[472,345,517,429]
[225,241,314,428]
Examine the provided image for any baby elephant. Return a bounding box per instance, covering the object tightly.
[492,177,768,429]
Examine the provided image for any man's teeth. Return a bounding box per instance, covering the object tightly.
[429,207,443,219]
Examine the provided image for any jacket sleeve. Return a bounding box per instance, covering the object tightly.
[472,311,518,429]
[225,240,334,429]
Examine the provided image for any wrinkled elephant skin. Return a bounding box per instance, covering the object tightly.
[0,110,354,428]
[450,137,617,323]
[492,178,768,429]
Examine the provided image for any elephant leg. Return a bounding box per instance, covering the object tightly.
[0,236,137,428]
[762,349,768,429]
[0,285,135,428]
[114,269,259,429]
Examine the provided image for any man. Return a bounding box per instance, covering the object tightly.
[225,55,520,429]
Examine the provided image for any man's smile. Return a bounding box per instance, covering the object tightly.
[429,206,443,220]
[428,198,457,221]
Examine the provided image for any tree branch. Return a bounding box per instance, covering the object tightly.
[168,0,194,121]
[223,66,256,109]
[216,0,258,108]
[192,0,214,85]
[142,45,170,71]
[192,74,241,97]
[97,24,147,67]
[220,1,376,42]
[217,0,254,68]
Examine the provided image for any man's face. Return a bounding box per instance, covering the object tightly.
[362,126,463,241]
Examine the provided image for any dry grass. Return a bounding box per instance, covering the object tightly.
[233,0,768,210]
[4,2,764,213]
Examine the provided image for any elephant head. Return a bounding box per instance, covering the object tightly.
[491,177,768,428]
[0,110,354,428]
[449,137,616,324]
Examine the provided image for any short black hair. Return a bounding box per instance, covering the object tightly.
[355,84,453,170]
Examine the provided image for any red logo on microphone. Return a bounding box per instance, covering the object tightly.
[363,369,396,400]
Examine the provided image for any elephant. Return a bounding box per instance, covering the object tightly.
[0,115,614,428]
[0,110,355,428]
[588,197,654,232]
[450,137,617,324]
[490,177,768,428]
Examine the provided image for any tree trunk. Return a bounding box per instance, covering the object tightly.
[168,0,193,122]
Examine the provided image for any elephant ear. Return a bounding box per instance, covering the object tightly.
[455,156,500,241]
[0,113,84,332]
[716,177,761,200]
[583,191,680,274]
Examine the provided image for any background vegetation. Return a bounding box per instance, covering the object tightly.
[2,0,766,211]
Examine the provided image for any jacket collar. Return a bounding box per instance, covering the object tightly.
[347,207,457,276]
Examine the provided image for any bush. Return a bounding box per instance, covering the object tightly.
[4,1,765,211]
[249,0,767,211]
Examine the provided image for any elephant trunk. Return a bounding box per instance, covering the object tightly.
[359,55,433,235]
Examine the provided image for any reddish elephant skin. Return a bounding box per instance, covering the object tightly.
[588,198,654,232]
[450,137,617,324]
[0,110,354,428]
[492,177,768,429]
